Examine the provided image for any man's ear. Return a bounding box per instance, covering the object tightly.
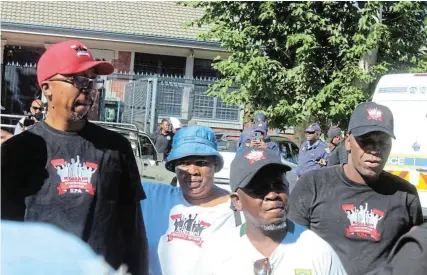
[231,192,242,211]
[40,82,52,98]
[345,134,351,151]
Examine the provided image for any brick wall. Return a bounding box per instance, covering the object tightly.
[112,51,131,72]
[108,51,132,101]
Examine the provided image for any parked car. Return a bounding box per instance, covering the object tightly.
[92,121,176,184]
[214,133,299,193]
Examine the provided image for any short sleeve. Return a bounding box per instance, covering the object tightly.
[407,193,423,227]
[288,176,315,227]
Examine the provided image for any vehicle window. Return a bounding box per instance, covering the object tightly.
[139,135,156,160]
[217,140,239,153]
[278,141,299,165]
[291,143,299,156]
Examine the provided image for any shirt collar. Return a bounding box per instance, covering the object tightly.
[306,139,320,149]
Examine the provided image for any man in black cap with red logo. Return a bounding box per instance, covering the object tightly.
[288,102,423,275]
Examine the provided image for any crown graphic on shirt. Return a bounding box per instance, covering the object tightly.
[342,203,384,228]
[366,107,383,121]
[51,155,98,183]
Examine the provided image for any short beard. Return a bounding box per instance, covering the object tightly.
[260,218,288,232]
[70,105,90,122]
[70,112,88,122]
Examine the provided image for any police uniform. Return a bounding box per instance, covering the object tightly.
[237,122,280,155]
[296,131,330,177]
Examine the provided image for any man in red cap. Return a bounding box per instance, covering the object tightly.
[1,40,148,275]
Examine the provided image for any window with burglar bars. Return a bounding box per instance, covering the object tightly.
[156,81,183,117]
[134,53,186,76]
[192,84,240,121]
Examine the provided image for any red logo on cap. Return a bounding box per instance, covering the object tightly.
[366,108,383,121]
[244,150,266,164]
[70,45,90,57]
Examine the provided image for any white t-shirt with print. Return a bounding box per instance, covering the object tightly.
[194,221,347,275]
[141,182,239,275]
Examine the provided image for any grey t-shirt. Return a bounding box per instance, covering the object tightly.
[288,165,423,275]
[327,141,348,166]
[1,121,147,274]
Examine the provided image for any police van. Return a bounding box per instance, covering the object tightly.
[372,73,427,218]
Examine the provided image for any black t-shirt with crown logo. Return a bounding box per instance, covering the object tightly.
[1,120,147,274]
[288,165,423,275]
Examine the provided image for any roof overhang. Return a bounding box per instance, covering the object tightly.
[1,21,225,52]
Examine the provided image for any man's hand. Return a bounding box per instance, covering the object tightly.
[259,141,268,148]
[250,139,260,147]
[318,159,327,166]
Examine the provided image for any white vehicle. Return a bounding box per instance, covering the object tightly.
[214,134,299,193]
[372,73,427,218]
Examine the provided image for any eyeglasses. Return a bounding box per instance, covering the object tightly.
[305,131,315,134]
[254,258,272,275]
[49,76,104,90]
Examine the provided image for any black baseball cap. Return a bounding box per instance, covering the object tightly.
[326,126,342,143]
[230,147,291,192]
[348,102,395,139]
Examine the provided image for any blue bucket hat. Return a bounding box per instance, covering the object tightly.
[165,125,224,172]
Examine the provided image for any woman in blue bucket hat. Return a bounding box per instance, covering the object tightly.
[140,125,239,275]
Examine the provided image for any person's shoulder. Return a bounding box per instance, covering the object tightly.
[293,225,340,257]
[3,125,45,149]
[300,165,341,184]
[142,181,180,199]
[88,122,127,140]
[86,122,131,148]
[204,224,241,252]
[379,171,419,195]
[317,140,330,151]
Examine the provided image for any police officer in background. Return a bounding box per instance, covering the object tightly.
[237,121,280,155]
[254,112,266,124]
[296,123,330,178]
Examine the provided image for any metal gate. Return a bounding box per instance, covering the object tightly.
[122,77,158,133]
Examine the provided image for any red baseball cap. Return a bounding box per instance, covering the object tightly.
[37,40,115,85]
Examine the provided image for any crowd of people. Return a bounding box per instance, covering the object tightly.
[1,39,426,275]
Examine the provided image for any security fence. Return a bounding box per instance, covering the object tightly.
[1,63,244,134]
[103,72,243,134]
[2,62,40,115]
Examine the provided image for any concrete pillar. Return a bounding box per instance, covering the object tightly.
[1,39,7,64]
[0,40,7,96]
[181,50,194,120]
[130,51,135,72]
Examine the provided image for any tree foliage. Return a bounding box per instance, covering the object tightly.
[182,1,427,129]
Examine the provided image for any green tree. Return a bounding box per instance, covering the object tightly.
[183,1,427,129]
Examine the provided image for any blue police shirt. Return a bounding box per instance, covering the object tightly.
[236,140,280,156]
[296,139,330,177]
[237,129,280,156]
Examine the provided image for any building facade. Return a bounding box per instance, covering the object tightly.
[1,1,245,133]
